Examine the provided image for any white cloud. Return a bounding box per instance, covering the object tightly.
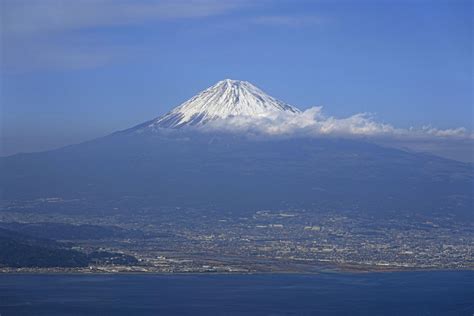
[251,15,324,27]
[1,0,330,71]
[202,106,474,141]
[2,0,252,36]
[420,126,469,138]
[1,0,254,71]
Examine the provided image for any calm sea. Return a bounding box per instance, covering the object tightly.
[0,271,473,315]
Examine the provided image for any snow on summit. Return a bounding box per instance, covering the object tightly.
[146,79,300,129]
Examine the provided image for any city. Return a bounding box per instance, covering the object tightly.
[1,198,472,273]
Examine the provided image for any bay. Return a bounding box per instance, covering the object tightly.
[0,271,473,315]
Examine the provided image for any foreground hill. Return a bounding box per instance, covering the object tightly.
[0,224,139,268]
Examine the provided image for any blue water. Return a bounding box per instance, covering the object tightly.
[0,271,473,315]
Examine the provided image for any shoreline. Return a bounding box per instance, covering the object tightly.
[1,266,472,276]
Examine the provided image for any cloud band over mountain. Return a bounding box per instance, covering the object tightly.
[203,106,472,141]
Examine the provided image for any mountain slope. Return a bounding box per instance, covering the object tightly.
[0,227,89,268]
[1,132,472,219]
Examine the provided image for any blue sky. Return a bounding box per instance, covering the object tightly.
[1,0,472,155]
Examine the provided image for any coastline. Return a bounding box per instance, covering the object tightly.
[1,265,472,275]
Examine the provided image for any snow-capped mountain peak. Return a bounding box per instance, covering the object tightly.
[143,79,300,129]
